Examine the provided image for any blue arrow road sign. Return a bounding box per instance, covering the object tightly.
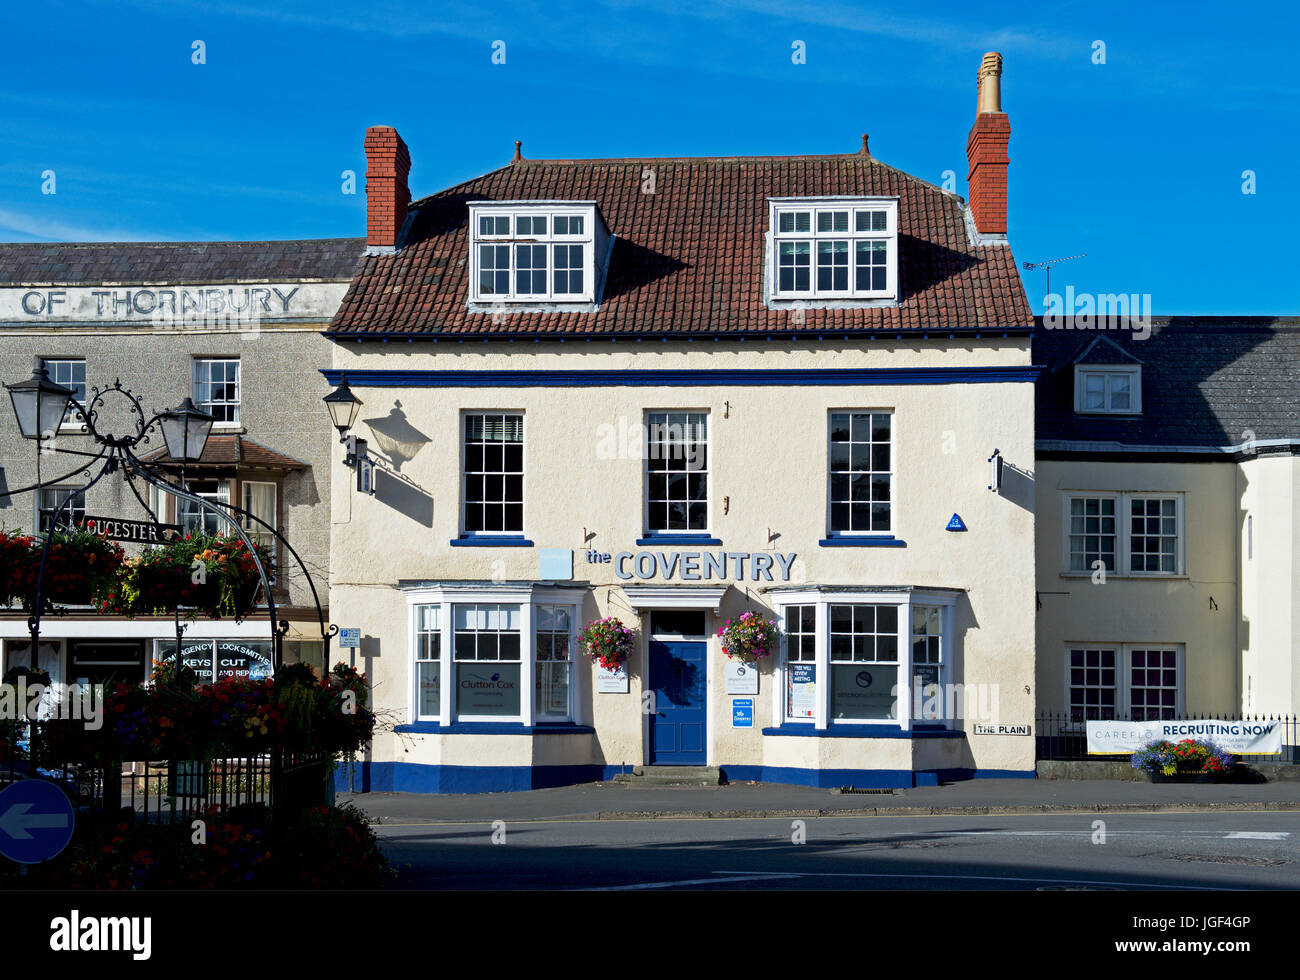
[0,779,75,864]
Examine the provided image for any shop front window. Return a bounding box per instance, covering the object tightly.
[784,605,816,721]
[410,594,582,725]
[829,604,898,721]
[534,604,572,721]
[453,603,522,718]
[415,605,441,720]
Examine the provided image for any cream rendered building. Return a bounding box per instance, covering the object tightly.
[325,56,1041,792]
[1035,319,1300,746]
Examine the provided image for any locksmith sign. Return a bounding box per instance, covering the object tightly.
[0,281,349,326]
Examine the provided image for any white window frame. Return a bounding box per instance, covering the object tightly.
[643,410,711,537]
[193,357,241,427]
[178,479,231,537]
[768,590,957,731]
[404,585,583,727]
[769,197,899,301]
[41,358,86,430]
[460,411,525,537]
[1074,365,1141,415]
[1061,492,1184,577]
[468,203,596,303]
[36,485,86,535]
[826,409,894,538]
[1063,643,1185,725]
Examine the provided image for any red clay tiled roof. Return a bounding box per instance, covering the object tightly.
[140,435,306,470]
[328,150,1031,337]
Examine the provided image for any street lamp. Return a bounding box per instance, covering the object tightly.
[159,397,215,462]
[4,368,74,441]
[323,373,362,441]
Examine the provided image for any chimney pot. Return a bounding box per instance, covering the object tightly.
[860,134,870,157]
[512,139,523,164]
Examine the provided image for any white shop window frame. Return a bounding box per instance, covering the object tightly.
[404,585,583,726]
[1061,643,1185,727]
[767,590,957,731]
[1060,491,1185,577]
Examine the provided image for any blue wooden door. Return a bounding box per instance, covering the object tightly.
[648,640,707,764]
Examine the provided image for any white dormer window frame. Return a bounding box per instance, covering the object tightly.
[468,202,597,304]
[1074,364,1141,415]
[768,197,899,302]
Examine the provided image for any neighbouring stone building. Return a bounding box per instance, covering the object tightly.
[0,238,362,689]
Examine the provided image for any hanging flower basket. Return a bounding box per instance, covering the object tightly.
[578,617,635,671]
[100,533,269,621]
[717,611,779,663]
[0,529,35,606]
[5,527,123,610]
[1130,738,1236,783]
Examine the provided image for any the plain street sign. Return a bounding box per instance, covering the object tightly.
[339,628,361,648]
[0,779,75,865]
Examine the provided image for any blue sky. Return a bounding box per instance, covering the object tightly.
[1,0,1295,314]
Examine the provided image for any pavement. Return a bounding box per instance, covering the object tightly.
[340,776,1300,824]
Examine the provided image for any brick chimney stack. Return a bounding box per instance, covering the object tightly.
[364,126,411,251]
[965,52,1010,237]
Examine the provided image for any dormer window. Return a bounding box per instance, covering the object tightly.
[468,202,605,306]
[1074,365,1141,415]
[768,197,898,303]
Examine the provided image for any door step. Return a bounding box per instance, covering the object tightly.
[611,766,723,787]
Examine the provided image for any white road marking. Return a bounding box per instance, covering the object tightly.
[712,870,1241,890]
[585,873,799,890]
[1224,832,1290,840]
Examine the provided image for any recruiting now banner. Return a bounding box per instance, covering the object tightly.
[1086,719,1284,755]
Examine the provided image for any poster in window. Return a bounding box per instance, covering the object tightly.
[830,664,898,720]
[912,664,941,720]
[457,663,521,715]
[788,663,816,719]
[215,641,273,681]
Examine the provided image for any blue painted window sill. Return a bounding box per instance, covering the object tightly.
[635,535,723,546]
[762,724,963,739]
[394,722,595,735]
[449,536,535,548]
[818,537,906,548]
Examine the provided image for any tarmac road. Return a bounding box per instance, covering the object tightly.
[370,810,1300,890]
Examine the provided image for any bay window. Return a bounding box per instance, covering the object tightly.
[407,587,583,726]
[771,590,957,730]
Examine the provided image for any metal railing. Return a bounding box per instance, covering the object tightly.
[1035,712,1300,764]
[1,719,334,823]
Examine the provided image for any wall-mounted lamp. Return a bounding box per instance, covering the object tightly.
[323,372,363,443]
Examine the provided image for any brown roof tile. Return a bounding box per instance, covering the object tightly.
[140,435,307,470]
[329,153,1031,337]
